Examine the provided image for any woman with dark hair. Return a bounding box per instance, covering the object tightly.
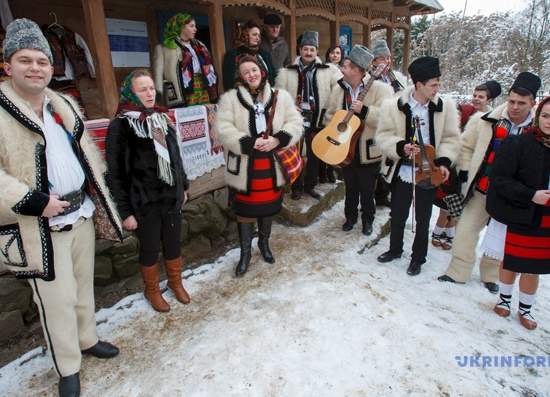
[325,45,344,67]
[153,13,218,108]
[215,55,302,277]
[222,20,276,90]
[106,69,191,312]
[488,96,550,330]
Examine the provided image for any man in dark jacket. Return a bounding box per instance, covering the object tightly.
[439,72,541,291]
[260,14,290,71]
[222,19,276,90]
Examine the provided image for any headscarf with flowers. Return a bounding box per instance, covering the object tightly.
[116,71,176,186]
[163,13,193,49]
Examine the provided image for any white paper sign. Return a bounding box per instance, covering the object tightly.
[106,18,150,67]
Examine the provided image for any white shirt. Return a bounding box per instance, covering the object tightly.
[253,102,267,136]
[341,80,365,103]
[398,91,431,183]
[183,43,201,73]
[41,97,95,227]
[502,110,533,136]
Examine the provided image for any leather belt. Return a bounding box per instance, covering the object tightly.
[59,187,86,216]
[50,216,87,233]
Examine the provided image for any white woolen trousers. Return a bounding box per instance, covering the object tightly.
[444,191,500,283]
[28,218,98,377]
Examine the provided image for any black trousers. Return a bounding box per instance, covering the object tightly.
[342,162,379,224]
[375,174,391,202]
[389,178,436,262]
[318,161,335,181]
[135,203,182,266]
[292,129,319,192]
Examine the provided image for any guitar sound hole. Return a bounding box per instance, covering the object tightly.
[337,122,347,133]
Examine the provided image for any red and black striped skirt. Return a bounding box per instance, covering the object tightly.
[503,205,550,274]
[233,151,282,218]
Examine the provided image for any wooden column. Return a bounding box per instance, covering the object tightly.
[330,0,341,46]
[208,1,226,92]
[289,0,297,58]
[81,0,118,118]
[386,24,393,54]
[403,27,410,74]
[364,7,371,47]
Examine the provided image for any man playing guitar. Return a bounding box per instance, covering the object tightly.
[323,45,393,235]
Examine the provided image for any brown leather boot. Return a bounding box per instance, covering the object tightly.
[140,264,170,312]
[165,257,191,304]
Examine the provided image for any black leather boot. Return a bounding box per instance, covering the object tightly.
[258,217,275,264]
[82,340,120,358]
[59,373,80,397]
[235,222,253,277]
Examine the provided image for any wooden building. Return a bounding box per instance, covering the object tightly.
[17,0,442,119]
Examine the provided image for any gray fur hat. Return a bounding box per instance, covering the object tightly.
[372,39,391,58]
[3,18,53,63]
[300,31,319,48]
[348,45,374,70]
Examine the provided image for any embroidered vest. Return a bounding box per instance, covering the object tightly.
[43,26,88,78]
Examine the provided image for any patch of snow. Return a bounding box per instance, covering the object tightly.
[1,201,548,396]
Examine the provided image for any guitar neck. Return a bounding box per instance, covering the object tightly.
[342,75,376,123]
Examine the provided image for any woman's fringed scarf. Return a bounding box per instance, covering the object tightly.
[116,72,175,186]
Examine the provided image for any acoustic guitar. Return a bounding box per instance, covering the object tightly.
[312,64,389,166]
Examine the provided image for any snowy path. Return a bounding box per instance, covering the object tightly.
[1,202,549,396]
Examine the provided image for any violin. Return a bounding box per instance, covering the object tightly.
[412,116,445,187]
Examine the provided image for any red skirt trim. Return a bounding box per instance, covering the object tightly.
[504,244,550,260]
[253,158,271,170]
[251,177,274,191]
[506,233,550,248]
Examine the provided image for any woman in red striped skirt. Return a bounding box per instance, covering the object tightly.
[215,55,303,277]
[487,96,550,330]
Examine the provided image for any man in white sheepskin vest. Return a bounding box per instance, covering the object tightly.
[438,72,540,292]
[370,39,409,209]
[0,19,122,397]
[323,44,393,236]
[375,56,461,276]
[275,31,340,200]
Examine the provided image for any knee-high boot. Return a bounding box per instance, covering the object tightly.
[140,263,170,312]
[257,217,275,263]
[235,222,254,277]
[165,257,191,304]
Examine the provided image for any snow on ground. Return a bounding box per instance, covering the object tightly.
[1,201,549,396]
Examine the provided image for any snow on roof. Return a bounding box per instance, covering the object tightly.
[412,0,444,13]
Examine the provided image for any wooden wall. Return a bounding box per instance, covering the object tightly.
[10,0,106,117]
[296,16,331,60]
[10,0,391,119]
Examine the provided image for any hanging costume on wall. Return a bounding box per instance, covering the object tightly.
[0,0,13,82]
[42,24,96,117]
[153,13,218,108]
[0,30,8,82]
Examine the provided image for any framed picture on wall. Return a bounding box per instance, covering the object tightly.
[339,25,352,56]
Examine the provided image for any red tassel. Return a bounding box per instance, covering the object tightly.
[52,112,63,127]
